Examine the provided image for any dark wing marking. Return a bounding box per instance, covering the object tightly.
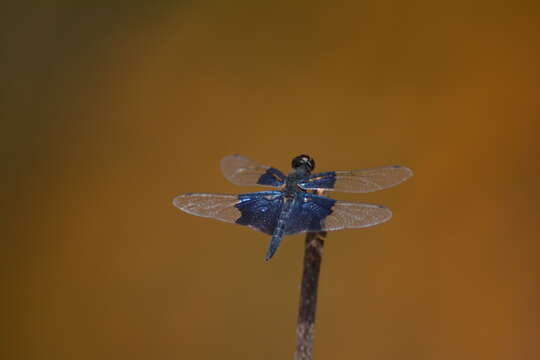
[220,154,286,188]
[298,166,413,193]
[173,191,283,235]
[284,195,335,234]
[284,193,392,235]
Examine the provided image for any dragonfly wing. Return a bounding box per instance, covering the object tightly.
[298,166,413,193]
[173,191,283,235]
[284,193,392,234]
[221,154,286,187]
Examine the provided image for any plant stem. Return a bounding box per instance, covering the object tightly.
[295,228,326,360]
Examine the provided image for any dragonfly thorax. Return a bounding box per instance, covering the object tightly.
[283,172,307,198]
[282,155,314,198]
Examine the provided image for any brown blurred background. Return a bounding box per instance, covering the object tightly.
[2,1,539,359]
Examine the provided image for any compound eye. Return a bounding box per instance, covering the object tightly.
[291,154,315,171]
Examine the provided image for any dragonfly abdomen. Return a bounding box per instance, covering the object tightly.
[265,198,296,261]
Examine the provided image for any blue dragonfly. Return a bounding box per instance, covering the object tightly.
[173,154,413,261]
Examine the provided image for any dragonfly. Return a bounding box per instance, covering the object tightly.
[173,154,413,262]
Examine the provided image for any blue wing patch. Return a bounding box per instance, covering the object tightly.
[235,192,283,234]
[297,171,337,190]
[284,194,335,234]
[256,167,286,187]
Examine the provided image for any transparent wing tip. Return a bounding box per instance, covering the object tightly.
[393,165,414,181]
[172,193,192,210]
[379,205,393,223]
[363,203,393,226]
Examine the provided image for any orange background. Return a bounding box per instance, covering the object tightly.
[2,2,539,359]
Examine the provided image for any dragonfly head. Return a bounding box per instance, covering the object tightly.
[292,154,315,174]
